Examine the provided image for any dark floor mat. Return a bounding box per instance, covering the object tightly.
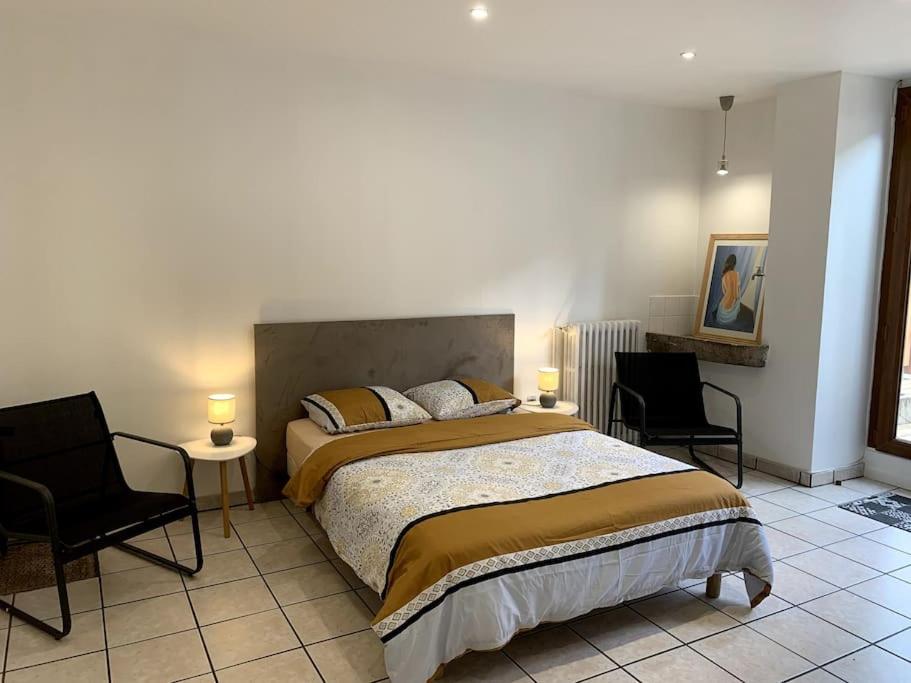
[840,492,911,529]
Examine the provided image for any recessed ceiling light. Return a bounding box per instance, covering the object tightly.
[680,50,697,61]
[470,5,489,21]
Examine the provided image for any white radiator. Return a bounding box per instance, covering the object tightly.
[559,320,641,440]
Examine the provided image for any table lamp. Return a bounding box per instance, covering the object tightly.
[538,368,559,408]
[208,393,236,446]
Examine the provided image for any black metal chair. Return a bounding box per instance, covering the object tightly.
[608,352,743,489]
[0,392,203,639]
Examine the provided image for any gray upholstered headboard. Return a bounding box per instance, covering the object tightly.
[253,314,515,499]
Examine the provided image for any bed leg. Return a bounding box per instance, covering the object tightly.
[706,572,722,599]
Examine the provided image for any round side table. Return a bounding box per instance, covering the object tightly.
[180,436,256,538]
[516,400,580,417]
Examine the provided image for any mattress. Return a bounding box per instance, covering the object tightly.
[283,413,773,683]
[285,418,353,477]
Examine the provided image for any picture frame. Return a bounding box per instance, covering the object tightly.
[694,233,768,345]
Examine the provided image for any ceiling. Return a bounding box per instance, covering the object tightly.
[12,0,911,108]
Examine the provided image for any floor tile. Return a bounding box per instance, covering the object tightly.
[745,497,799,524]
[583,671,637,683]
[760,488,832,514]
[769,516,853,546]
[264,561,351,606]
[101,563,185,606]
[311,533,339,559]
[333,558,366,589]
[99,538,174,574]
[292,510,323,536]
[104,591,196,647]
[783,549,880,588]
[839,478,894,496]
[283,591,373,644]
[183,548,259,589]
[6,610,105,671]
[234,516,307,547]
[247,536,324,574]
[892,564,911,583]
[11,577,100,621]
[633,590,739,642]
[809,507,889,535]
[3,651,107,683]
[626,645,737,682]
[687,574,790,622]
[166,508,225,534]
[825,536,911,573]
[848,574,911,618]
[802,590,911,642]
[739,472,793,497]
[878,628,911,660]
[227,500,290,526]
[108,629,211,683]
[865,525,911,554]
[691,626,813,682]
[802,484,869,505]
[504,625,615,683]
[189,575,278,625]
[769,561,840,604]
[825,645,911,682]
[789,671,843,682]
[749,607,865,664]
[170,526,242,560]
[571,606,681,665]
[216,649,321,682]
[306,629,388,682]
[202,608,299,670]
[357,587,383,615]
[759,527,816,560]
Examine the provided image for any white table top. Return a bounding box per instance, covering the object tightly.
[180,435,257,462]
[516,401,579,416]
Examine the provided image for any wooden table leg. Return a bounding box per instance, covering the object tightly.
[706,572,722,599]
[220,461,231,538]
[239,456,255,510]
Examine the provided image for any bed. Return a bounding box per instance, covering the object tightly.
[254,315,773,683]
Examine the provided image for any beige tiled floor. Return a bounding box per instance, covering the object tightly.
[5,467,911,682]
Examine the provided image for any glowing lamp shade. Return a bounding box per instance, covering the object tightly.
[538,368,560,392]
[207,394,236,424]
[208,394,236,446]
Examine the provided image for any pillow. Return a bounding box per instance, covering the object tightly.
[302,386,431,435]
[404,378,520,421]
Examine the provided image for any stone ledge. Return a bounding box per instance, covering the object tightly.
[645,332,769,368]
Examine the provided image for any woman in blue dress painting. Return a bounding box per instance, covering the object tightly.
[712,253,755,332]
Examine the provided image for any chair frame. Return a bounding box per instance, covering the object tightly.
[608,380,744,489]
[0,431,203,640]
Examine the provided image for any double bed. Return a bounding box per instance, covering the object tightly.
[254,315,773,683]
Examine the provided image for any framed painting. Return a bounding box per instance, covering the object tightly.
[695,233,768,345]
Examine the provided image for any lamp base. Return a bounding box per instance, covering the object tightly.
[210,426,234,447]
[539,392,557,409]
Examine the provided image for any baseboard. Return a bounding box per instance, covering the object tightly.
[715,445,864,487]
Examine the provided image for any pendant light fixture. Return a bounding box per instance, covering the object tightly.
[717,95,734,176]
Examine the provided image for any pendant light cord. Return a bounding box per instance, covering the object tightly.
[722,110,728,158]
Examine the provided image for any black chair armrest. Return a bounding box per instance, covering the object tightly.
[613,381,650,436]
[0,470,61,539]
[110,432,197,503]
[702,382,742,435]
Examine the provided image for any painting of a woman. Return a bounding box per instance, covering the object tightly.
[695,234,768,344]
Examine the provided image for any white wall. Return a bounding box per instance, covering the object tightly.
[0,9,703,497]
[694,99,778,457]
[697,74,894,477]
[811,74,894,473]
